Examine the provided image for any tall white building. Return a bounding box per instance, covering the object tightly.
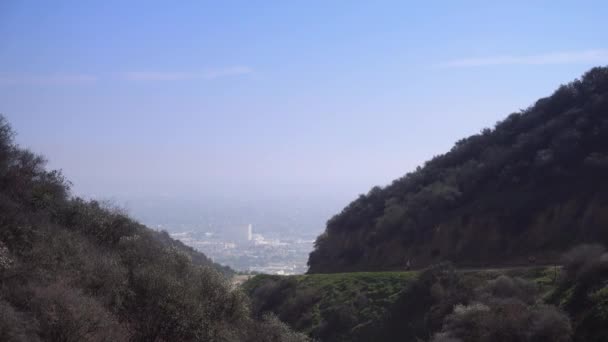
[247,224,253,241]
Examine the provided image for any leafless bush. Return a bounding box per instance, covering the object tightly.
[432,276,572,342]
[562,244,608,283]
[0,241,13,272]
[431,334,463,342]
[526,304,572,342]
[30,281,129,342]
[0,299,40,342]
[478,275,538,304]
[243,314,310,342]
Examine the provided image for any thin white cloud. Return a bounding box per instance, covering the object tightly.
[439,49,608,68]
[123,66,253,81]
[0,73,97,86]
[202,66,253,79]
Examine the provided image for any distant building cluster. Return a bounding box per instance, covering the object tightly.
[168,224,315,275]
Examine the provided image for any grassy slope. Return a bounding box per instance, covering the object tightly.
[244,271,416,337]
[244,267,557,341]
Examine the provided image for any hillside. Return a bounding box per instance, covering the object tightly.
[244,271,416,340]
[0,116,308,341]
[244,266,564,341]
[247,249,608,342]
[308,66,608,273]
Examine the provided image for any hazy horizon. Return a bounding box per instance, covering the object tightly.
[2,1,608,227]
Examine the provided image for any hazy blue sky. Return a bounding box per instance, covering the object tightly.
[1,1,608,207]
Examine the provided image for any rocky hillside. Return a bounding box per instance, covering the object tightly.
[308,67,608,273]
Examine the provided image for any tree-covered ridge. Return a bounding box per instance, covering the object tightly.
[0,116,308,341]
[309,66,608,273]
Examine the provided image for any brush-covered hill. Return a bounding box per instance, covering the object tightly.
[0,116,308,341]
[247,248,608,342]
[244,265,566,342]
[308,67,608,273]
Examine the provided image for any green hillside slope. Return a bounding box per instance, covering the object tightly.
[244,271,416,340]
[244,266,560,341]
[308,67,608,273]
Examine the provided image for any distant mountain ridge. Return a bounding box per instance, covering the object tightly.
[308,66,608,273]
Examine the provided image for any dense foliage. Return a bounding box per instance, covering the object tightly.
[309,66,608,273]
[244,272,415,341]
[547,244,608,342]
[0,116,308,341]
[245,264,572,342]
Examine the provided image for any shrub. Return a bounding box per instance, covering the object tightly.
[249,277,298,315]
[0,241,13,272]
[30,281,128,342]
[433,299,572,342]
[526,304,572,342]
[243,314,310,342]
[432,275,572,342]
[477,275,538,304]
[0,299,40,342]
[561,244,608,284]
